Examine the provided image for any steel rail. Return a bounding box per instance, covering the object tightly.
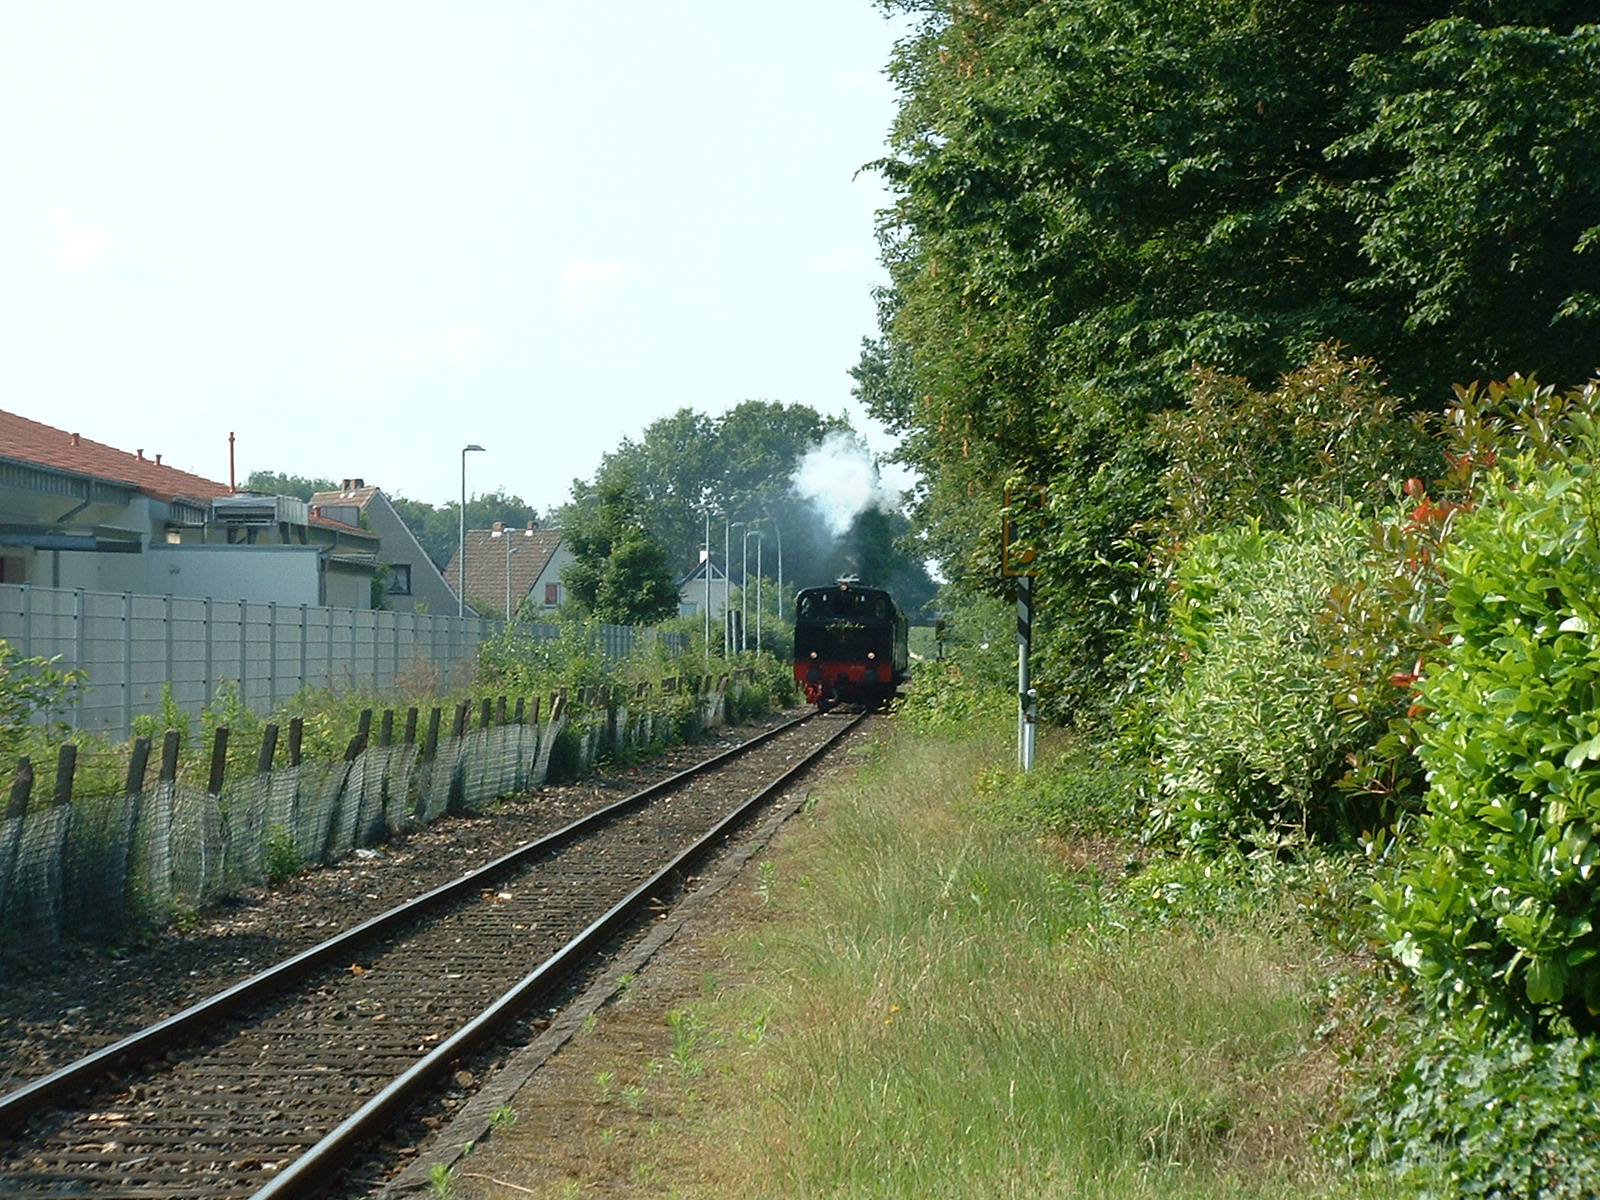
[251,707,866,1199]
[0,711,817,1133]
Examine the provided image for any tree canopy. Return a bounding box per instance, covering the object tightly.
[861,0,1600,703]
[560,476,681,626]
[572,400,937,608]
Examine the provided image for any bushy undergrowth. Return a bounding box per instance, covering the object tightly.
[1344,1019,1600,1199]
[1148,503,1395,850]
[1377,453,1600,1030]
[724,654,798,723]
[972,730,1143,836]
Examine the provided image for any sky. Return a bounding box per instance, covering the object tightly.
[0,2,917,514]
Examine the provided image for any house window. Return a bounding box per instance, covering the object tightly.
[544,583,559,607]
[387,564,413,596]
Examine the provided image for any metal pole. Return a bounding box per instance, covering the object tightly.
[1017,575,1036,771]
[703,509,711,665]
[458,444,484,618]
[724,519,739,658]
[741,528,753,653]
[755,534,763,652]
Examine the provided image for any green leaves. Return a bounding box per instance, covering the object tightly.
[1383,447,1600,1028]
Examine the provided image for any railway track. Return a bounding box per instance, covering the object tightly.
[0,708,866,1198]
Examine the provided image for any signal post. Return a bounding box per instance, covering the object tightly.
[1003,486,1045,772]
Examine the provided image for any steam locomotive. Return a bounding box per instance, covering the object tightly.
[792,580,909,708]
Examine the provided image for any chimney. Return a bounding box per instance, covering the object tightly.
[492,521,504,534]
[136,449,145,460]
[70,432,80,446]
[340,479,351,492]
[155,453,162,465]
[352,478,363,489]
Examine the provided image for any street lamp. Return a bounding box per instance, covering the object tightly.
[725,518,744,658]
[760,504,784,634]
[702,508,712,665]
[742,526,763,653]
[750,531,766,652]
[458,444,485,617]
[492,523,533,622]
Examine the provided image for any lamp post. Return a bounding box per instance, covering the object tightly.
[725,519,743,658]
[492,524,532,622]
[458,444,485,617]
[742,526,762,653]
[751,531,765,652]
[702,508,712,665]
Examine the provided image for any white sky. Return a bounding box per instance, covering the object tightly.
[0,2,915,512]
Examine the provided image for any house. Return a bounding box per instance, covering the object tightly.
[0,408,379,608]
[678,554,731,620]
[444,523,571,619]
[309,480,459,614]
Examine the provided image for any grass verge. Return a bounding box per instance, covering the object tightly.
[456,716,1399,1198]
[674,721,1387,1199]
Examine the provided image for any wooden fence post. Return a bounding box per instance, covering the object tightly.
[7,757,33,818]
[207,728,230,797]
[52,745,77,807]
[256,724,279,775]
[159,730,181,783]
[125,738,153,795]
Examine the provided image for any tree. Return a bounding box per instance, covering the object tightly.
[242,470,337,500]
[863,0,1600,711]
[579,401,855,583]
[561,477,680,626]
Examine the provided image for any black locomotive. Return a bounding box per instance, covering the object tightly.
[792,581,909,708]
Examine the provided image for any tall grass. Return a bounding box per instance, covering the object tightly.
[688,726,1380,1198]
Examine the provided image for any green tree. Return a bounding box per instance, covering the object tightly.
[562,477,680,626]
[863,0,1600,712]
[571,400,940,602]
[242,470,337,500]
[580,401,854,585]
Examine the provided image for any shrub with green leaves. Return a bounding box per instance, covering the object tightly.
[1149,503,1388,850]
[1345,1019,1600,1199]
[0,639,84,763]
[1376,456,1600,1028]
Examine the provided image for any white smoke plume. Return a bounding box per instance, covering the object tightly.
[790,431,898,536]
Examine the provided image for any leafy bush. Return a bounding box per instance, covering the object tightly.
[1376,454,1600,1028]
[972,734,1142,837]
[724,654,797,724]
[1151,343,1440,542]
[1345,1020,1600,1199]
[1148,503,1389,850]
[0,639,84,763]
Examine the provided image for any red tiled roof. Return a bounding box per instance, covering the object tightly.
[445,526,564,611]
[309,485,380,507]
[0,408,233,501]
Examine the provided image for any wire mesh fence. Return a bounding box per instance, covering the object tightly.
[0,674,741,960]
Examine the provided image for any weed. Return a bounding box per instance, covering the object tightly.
[263,824,302,884]
[755,859,776,904]
[426,1161,454,1198]
[621,1083,646,1111]
[593,1069,615,1103]
[666,1008,706,1077]
[489,1104,517,1131]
